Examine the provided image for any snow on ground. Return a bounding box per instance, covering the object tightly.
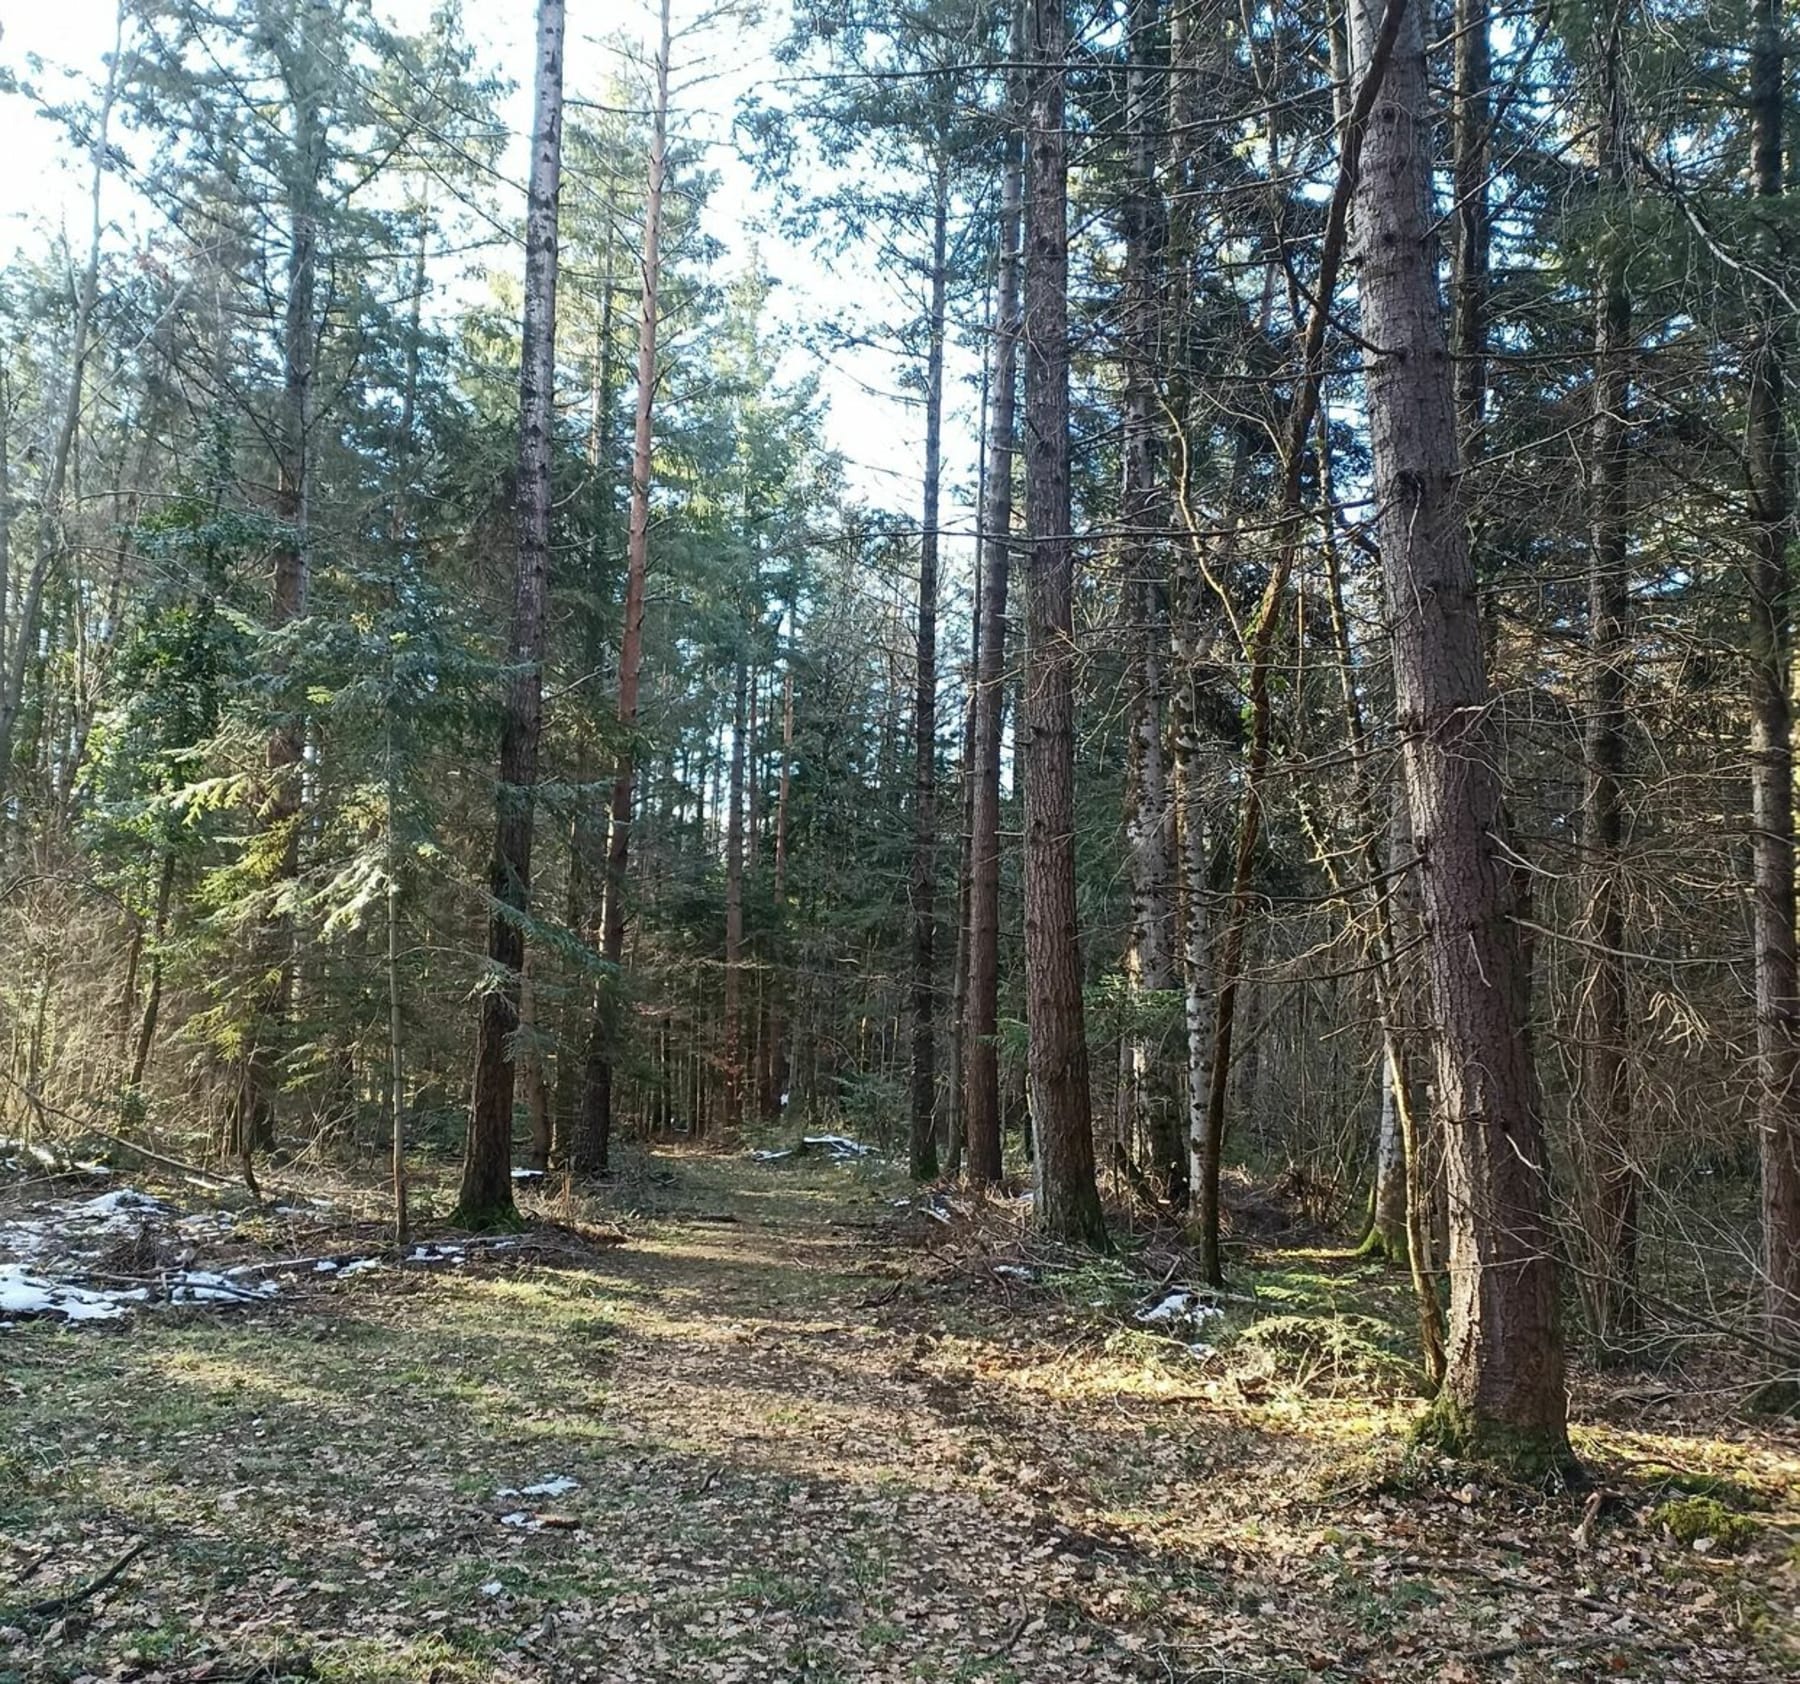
[0,1177,281,1327]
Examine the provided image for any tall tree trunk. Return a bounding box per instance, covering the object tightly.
[1575,0,1638,1350]
[554,224,621,1163]
[578,0,670,1175]
[455,0,565,1227]
[1163,0,1217,1220]
[724,651,748,1135]
[1350,0,1568,1467]
[1746,0,1800,1360]
[763,657,794,1119]
[963,39,1024,1188]
[1022,0,1104,1247]
[383,202,429,1236]
[1117,0,1181,1204]
[1312,367,1446,1375]
[948,318,991,1178]
[910,153,951,1181]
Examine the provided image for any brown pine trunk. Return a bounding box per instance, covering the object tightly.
[577,0,670,1176]
[1351,0,1568,1467]
[963,37,1024,1188]
[724,653,747,1136]
[455,0,565,1227]
[1021,0,1104,1247]
[909,156,951,1182]
[1575,1,1638,1349]
[1746,0,1800,1359]
[1315,377,1445,1376]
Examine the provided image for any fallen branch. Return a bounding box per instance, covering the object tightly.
[4,1539,148,1621]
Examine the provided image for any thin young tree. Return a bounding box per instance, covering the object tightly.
[1115,0,1181,1203]
[909,149,951,1182]
[962,37,1023,1188]
[1573,0,1638,1347]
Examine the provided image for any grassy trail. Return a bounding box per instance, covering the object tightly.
[2,1147,1796,1682]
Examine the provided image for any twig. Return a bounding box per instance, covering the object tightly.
[5,1539,148,1621]
[986,1606,1030,1658]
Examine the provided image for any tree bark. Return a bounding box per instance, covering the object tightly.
[910,153,951,1181]
[455,0,565,1227]
[1745,0,1800,1359]
[1021,0,1104,1247]
[1116,0,1181,1204]
[1574,0,1638,1349]
[577,0,671,1176]
[1350,0,1568,1467]
[963,38,1024,1188]
[724,651,748,1135]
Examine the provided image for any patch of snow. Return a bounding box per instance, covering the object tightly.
[801,1134,873,1159]
[0,1264,130,1322]
[0,1138,64,1170]
[1134,1289,1227,1331]
[77,1189,171,1220]
[314,1260,339,1273]
[340,1258,382,1276]
[167,1271,277,1304]
[750,1148,797,1163]
[408,1243,466,1263]
[497,1475,579,1500]
[498,1512,530,1528]
[510,1168,545,1181]
[177,1211,235,1232]
[480,1579,504,1597]
[992,1265,1037,1283]
[1185,1342,1219,1361]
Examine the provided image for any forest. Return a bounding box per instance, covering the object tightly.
[1,0,1798,1679]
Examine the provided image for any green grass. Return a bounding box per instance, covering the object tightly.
[4,1143,1795,1683]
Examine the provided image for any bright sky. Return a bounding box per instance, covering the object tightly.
[0,0,983,567]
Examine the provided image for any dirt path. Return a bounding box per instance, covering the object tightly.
[3,1148,1796,1683]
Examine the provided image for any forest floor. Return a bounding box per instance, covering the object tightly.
[2,1141,1797,1684]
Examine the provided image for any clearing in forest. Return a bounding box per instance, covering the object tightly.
[2,1146,1797,1683]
